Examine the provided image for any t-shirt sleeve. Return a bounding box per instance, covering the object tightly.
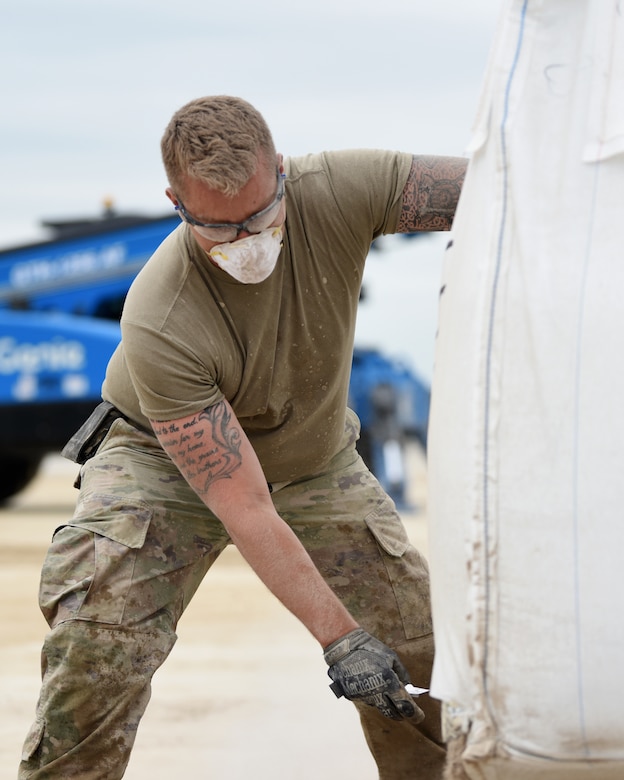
[120,317,224,423]
[304,149,412,238]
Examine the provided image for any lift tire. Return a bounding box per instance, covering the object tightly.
[0,455,43,504]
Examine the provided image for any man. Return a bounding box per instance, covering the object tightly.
[19,95,466,778]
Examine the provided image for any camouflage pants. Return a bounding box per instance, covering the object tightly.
[19,418,444,779]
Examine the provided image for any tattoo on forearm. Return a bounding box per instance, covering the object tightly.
[398,155,467,232]
[153,402,242,490]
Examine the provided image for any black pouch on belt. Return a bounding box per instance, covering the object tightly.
[61,401,124,464]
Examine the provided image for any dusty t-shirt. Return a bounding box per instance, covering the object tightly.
[103,149,412,482]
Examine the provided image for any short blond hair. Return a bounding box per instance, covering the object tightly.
[161,95,276,198]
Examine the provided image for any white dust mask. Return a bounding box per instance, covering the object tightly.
[207,227,283,284]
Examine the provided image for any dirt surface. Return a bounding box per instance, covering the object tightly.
[0,447,430,779]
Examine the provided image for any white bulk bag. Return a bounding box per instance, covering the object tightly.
[427,1,624,777]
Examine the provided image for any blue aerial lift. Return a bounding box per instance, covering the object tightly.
[0,208,429,503]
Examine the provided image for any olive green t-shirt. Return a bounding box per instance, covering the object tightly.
[103,149,412,483]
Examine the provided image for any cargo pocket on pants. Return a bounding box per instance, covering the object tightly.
[21,719,44,762]
[66,494,152,625]
[364,500,432,639]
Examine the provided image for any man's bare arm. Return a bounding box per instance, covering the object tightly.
[397,154,467,233]
[151,400,358,647]
[152,402,243,489]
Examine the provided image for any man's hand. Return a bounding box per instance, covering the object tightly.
[323,628,425,723]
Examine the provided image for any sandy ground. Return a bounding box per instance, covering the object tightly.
[0,445,430,779]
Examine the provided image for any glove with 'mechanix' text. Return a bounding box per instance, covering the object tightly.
[323,628,425,723]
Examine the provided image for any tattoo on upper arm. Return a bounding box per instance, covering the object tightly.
[397,155,467,232]
[153,401,242,490]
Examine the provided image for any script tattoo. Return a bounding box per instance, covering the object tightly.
[398,154,467,232]
[153,402,242,490]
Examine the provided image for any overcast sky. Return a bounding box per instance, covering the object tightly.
[0,1,501,376]
[0,0,499,247]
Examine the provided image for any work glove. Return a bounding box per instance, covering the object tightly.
[323,628,425,723]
